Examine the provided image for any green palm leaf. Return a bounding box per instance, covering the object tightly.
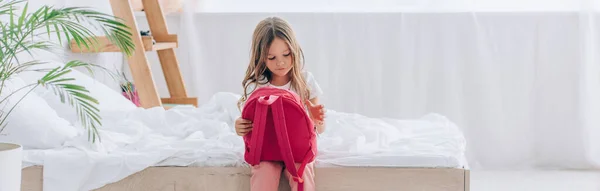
[38,61,102,143]
[0,0,24,15]
[0,0,136,142]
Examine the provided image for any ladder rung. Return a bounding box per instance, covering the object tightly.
[154,34,178,44]
[70,35,177,53]
[161,97,198,107]
[152,42,177,51]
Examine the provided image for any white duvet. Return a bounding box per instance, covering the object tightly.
[20,92,467,191]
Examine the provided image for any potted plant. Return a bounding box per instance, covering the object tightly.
[0,0,135,190]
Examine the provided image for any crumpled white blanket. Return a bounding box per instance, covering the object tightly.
[21,92,467,191]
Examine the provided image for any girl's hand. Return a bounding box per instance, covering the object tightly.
[306,100,325,126]
[235,117,253,136]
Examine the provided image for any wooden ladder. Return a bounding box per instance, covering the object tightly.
[70,0,197,109]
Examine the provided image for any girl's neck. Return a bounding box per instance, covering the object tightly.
[270,75,290,86]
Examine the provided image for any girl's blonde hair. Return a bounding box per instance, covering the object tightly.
[237,17,310,110]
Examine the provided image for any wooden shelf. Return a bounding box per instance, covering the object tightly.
[152,42,177,51]
[161,97,198,107]
[70,35,178,53]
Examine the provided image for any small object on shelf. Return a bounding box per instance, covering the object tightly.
[140,30,155,44]
[140,30,151,36]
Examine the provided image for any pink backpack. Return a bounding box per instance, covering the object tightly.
[242,86,317,191]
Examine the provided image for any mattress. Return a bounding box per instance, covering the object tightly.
[175,156,468,169]
[175,149,467,169]
[179,154,464,169]
[316,155,464,168]
[20,92,468,191]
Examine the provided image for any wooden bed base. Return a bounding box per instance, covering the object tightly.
[21,166,469,191]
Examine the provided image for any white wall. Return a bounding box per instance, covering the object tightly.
[198,0,587,12]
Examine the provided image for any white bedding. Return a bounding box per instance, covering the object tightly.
[20,92,467,191]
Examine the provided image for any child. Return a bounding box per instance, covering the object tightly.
[234,16,326,191]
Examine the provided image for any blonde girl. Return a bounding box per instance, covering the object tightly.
[234,17,325,191]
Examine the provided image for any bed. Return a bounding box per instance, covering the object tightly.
[21,166,469,191]
[8,67,469,191]
[17,103,469,190]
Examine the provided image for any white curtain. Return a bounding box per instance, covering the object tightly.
[173,0,600,170]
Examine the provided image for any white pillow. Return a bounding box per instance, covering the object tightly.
[18,61,137,124]
[0,77,78,149]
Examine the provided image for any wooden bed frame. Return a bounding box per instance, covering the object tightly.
[21,166,469,191]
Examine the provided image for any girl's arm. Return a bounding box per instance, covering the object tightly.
[308,97,326,134]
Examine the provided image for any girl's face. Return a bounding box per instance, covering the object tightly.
[266,37,293,78]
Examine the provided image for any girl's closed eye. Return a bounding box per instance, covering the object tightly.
[268,53,289,60]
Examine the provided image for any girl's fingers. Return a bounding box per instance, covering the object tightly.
[306,100,315,107]
[237,124,252,129]
[239,128,253,133]
[313,115,325,122]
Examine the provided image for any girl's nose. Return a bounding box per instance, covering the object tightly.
[277,60,285,66]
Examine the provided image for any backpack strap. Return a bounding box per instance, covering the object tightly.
[247,97,270,165]
[271,97,311,191]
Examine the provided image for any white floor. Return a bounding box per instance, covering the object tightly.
[471,170,600,191]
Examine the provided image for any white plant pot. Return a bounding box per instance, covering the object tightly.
[0,143,22,191]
